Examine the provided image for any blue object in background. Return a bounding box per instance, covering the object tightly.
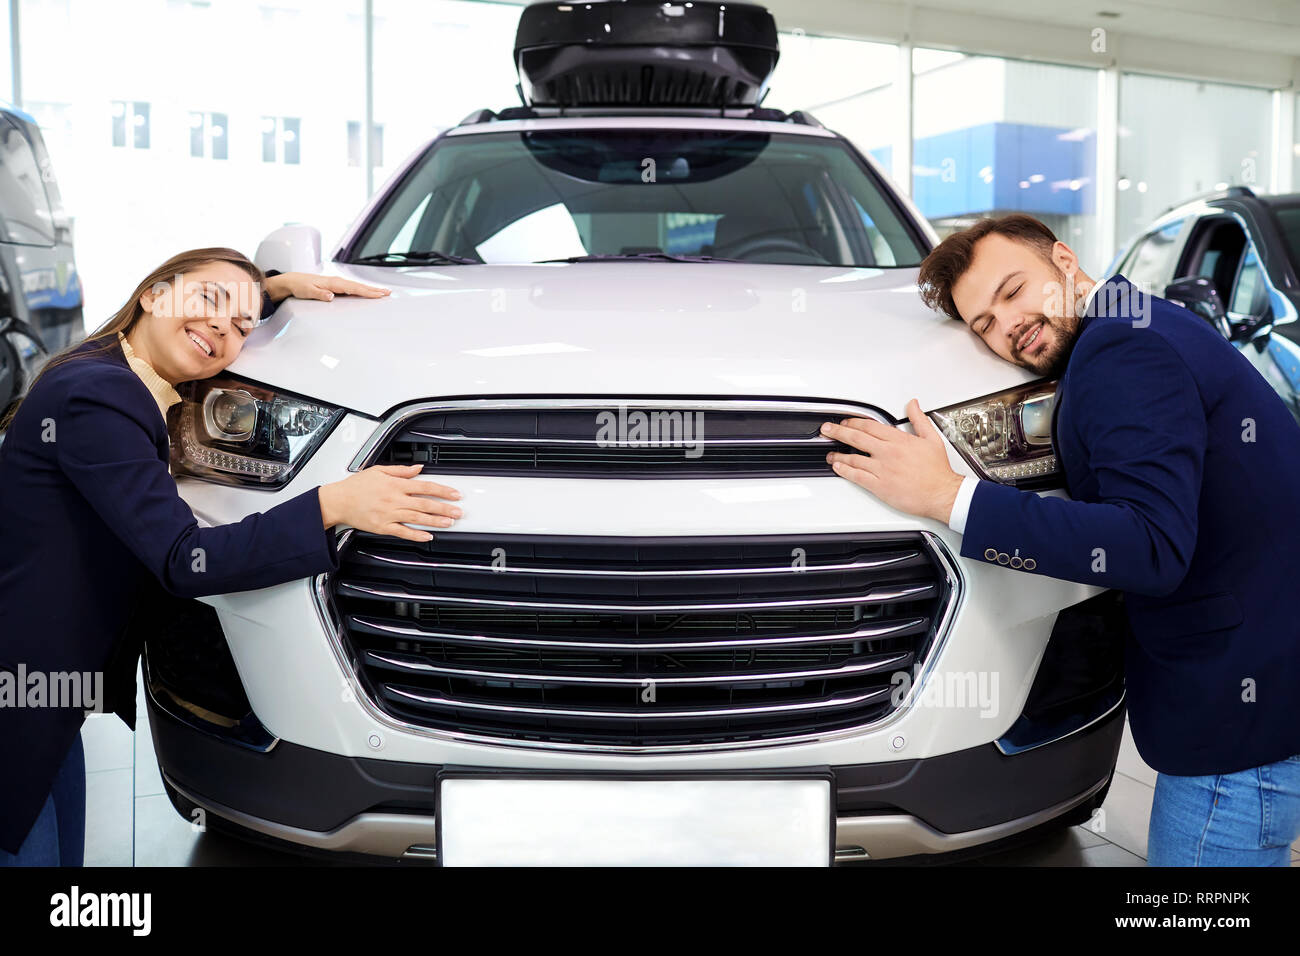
[911,122,1095,220]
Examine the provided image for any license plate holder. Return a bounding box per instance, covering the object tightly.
[435,768,835,867]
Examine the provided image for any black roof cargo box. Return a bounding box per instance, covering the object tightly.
[514,0,780,108]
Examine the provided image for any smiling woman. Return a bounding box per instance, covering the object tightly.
[0,246,464,867]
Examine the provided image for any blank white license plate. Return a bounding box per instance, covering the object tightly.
[438,776,832,867]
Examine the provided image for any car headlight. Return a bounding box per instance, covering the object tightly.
[930,381,1062,488]
[170,376,342,488]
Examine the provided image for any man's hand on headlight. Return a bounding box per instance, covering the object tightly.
[822,398,964,524]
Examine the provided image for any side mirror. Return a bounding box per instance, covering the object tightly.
[255,224,322,275]
[1165,276,1230,339]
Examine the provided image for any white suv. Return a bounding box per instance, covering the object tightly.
[143,0,1127,865]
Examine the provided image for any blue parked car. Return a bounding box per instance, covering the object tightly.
[1111,186,1300,423]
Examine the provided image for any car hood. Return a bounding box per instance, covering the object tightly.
[229,262,1039,420]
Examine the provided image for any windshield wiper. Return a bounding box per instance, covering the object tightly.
[352,250,479,265]
[539,252,742,264]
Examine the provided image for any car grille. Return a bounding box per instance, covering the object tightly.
[361,400,878,478]
[323,530,955,750]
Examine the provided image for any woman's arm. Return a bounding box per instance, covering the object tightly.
[262,271,391,305]
[52,368,457,599]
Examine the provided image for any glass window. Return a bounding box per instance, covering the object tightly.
[1177,216,1249,298]
[133,101,150,149]
[769,32,900,185]
[112,100,149,149]
[210,112,227,160]
[1274,204,1300,273]
[1229,245,1268,317]
[188,111,204,158]
[1120,219,1184,288]
[0,117,55,244]
[912,51,1101,271]
[347,120,383,167]
[372,0,521,178]
[188,111,227,160]
[261,116,301,164]
[21,0,365,328]
[24,102,72,217]
[283,117,300,165]
[261,116,277,163]
[0,1,11,106]
[1293,97,1300,194]
[349,128,925,267]
[1117,74,1271,254]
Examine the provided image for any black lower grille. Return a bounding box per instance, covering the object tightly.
[327,532,952,748]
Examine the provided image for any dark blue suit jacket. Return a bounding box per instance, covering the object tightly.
[0,332,340,853]
[963,274,1300,775]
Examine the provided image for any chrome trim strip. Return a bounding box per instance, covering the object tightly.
[407,431,837,446]
[993,689,1127,756]
[873,531,964,730]
[166,770,1106,863]
[348,398,892,472]
[385,684,892,719]
[336,580,934,612]
[364,649,913,685]
[310,527,964,755]
[351,548,921,577]
[347,613,928,652]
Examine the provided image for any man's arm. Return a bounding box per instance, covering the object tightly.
[826,324,1207,598]
[962,326,1206,595]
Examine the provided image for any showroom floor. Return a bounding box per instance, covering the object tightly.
[77,670,1300,867]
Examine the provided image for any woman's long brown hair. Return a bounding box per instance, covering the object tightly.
[0,247,263,430]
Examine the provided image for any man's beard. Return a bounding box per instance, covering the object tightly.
[1015,311,1082,377]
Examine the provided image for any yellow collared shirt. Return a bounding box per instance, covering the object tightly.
[117,331,182,424]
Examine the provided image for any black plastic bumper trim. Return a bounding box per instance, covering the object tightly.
[147,686,1123,842]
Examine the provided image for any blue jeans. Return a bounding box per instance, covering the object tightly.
[1148,751,1300,866]
[0,732,85,867]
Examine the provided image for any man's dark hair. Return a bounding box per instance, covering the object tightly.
[917,214,1059,322]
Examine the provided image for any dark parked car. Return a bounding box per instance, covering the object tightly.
[0,105,83,427]
[1110,186,1300,422]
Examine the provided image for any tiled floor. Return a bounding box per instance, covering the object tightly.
[79,676,1300,866]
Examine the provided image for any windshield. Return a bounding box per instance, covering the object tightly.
[348,128,925,267]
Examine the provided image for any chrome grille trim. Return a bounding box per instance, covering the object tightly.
[311,529,965,755]
[407,431,838,446]
[336,580,935,613]
[363,650,914,685]
[346,613,929,652]
[385,685,895,719]
[350,548,922,577]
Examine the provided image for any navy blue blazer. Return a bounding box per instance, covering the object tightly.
[963,273,1300,775]
[0,331,340,854]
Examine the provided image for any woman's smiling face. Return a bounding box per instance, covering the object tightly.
[130,260,263,384]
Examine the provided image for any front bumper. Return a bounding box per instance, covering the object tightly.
[147,679,1123,863]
